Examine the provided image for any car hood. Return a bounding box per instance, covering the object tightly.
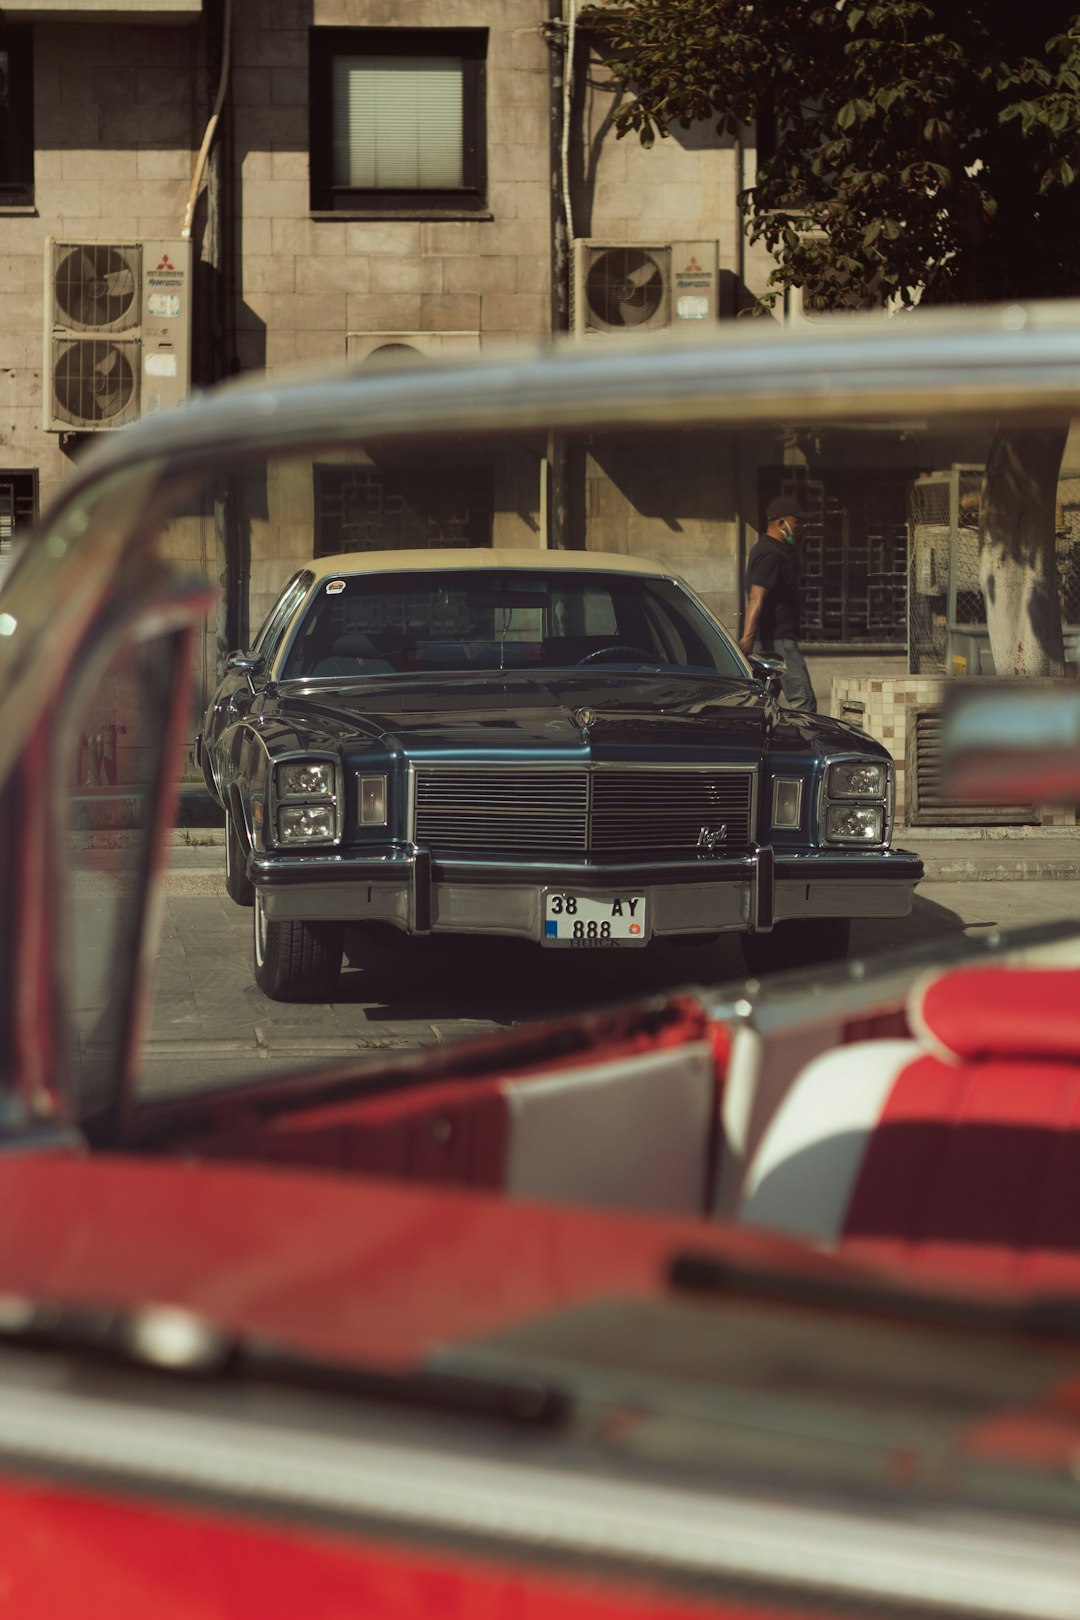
[267,671,864,757]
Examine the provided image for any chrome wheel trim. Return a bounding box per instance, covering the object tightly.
[254,888,267,965]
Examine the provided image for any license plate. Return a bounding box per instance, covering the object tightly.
[542,892,647,947]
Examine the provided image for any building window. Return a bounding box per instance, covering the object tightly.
[0,471,36,554]
[0,28,33,206]
[309,28,487,214]
[314,457,492,553]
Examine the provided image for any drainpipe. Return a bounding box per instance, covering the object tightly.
[547,0,574,548]
[182,0,232,241]
[560,0,577,249]
[735,124,749,636]
[189,0,243,667]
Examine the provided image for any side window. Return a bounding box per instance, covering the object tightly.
[252,572,314,661]
[309,27,487,214]
[0,29,33,207]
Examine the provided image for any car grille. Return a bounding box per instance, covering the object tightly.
[412,767,755,857]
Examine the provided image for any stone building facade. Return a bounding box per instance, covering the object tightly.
[9,0,1070,784]
[1,0,785,647]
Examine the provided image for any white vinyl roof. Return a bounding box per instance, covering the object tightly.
[309,548,674,581]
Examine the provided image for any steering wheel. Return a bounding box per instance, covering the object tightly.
[577,644,655,666]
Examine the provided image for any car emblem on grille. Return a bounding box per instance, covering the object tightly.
[573,707,596,732]
[697,824,727,851]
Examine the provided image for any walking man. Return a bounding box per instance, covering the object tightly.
[739,494,817,713]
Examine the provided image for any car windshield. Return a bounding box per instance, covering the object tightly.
[278,568,748,680]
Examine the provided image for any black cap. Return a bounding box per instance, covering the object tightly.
[766,494,812,522]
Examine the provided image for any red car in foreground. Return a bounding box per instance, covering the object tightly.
[1,311,1079,1618]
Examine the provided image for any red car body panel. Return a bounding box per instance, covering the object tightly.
[0,1151,851,1371]
[0,1475,791,1620]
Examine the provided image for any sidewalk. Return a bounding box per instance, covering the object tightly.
[895,823,1080,881]
[161,823,1080,893]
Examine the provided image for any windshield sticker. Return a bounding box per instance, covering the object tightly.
[325,580,346,595]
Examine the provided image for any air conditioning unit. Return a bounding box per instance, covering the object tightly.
[783,283,888,327]
[44,239,192,433]
[346,332,482,366]
[571,240,719,337]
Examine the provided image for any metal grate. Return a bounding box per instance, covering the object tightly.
[909,477,949,674]
[314,461,493,554]
[790,475,908,645]
[906,708,1037,827]
[0,472,36,554]
[412,766,755,856]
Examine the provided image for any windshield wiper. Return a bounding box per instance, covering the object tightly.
[669,1251,1080,1341]
[0,1293,567,1426]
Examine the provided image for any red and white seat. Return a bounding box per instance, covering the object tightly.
[735,966,1080,1285]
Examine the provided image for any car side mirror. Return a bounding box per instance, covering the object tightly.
[226,651,264,696]
[747,653,786,697]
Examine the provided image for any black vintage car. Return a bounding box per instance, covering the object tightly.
[199,546,920,999]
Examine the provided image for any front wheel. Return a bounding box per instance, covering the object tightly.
[740,917,851,977]
[253,889,344,1001]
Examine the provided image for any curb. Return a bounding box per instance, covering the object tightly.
[917,855,1080,883]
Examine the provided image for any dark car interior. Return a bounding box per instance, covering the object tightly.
[279,570,748,681]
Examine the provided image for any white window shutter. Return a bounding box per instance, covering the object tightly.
[333,55,464,190]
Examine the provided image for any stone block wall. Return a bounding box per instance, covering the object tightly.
[2,19,200,515]
[232,1,555,376]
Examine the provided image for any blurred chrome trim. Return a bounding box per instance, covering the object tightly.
[0,1373,1077,1620]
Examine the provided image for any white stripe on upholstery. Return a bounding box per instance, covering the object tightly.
[739,1040,918,1242]
[714,1020,845,1219]
[503,1041,715,1215]
[720,1025,764,1165]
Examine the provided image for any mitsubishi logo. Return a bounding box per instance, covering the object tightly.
[697,825,727,851]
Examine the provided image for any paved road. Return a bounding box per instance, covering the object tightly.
[139,878,1080,1097]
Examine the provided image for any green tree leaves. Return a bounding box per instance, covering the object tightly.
[600,1,1080,308]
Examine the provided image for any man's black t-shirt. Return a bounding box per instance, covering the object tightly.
[745,532,801,646]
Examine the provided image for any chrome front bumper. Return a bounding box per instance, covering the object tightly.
[250,846,923,940]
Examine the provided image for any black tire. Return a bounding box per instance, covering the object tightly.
[224,807,255,907]
[253,889,343,1001]
[740,917,851,977]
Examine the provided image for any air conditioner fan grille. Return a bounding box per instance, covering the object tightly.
[54,244,139,329]
[52,340,139,426]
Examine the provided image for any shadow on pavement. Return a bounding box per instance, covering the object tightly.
[339,929,746,1022]
[338,891,976,1025]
